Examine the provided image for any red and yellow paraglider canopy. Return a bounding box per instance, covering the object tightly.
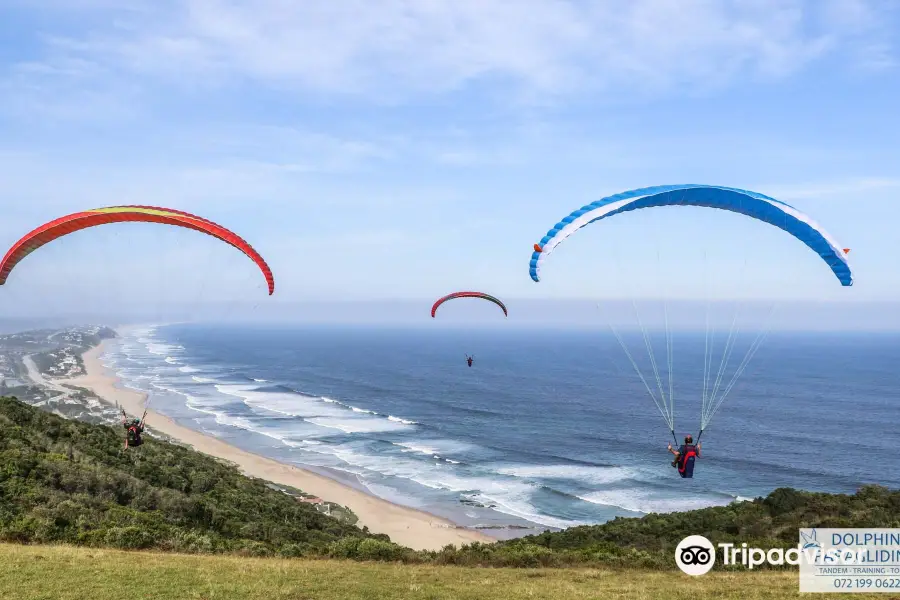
[0,205,274,294]
[431,291,508,318]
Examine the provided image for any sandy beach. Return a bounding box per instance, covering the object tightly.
[58,340,493,551]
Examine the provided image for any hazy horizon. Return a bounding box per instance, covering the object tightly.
[2,299,898,333]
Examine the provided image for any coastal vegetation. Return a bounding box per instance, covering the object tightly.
[1,395,897,571]
[0,395,376,557]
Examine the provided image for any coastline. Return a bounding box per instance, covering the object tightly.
[58,339,494,551]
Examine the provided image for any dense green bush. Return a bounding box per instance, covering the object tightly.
[0,395,370,556]
[327,537,413,562]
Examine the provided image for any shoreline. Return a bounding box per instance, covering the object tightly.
[58,339,494,551]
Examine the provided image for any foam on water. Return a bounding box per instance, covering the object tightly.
[146,342,182,356]
[493,464,640,486]
[215,384,352,418]
[150,381,190,398]
[394,442,441,456]
[465,490,585,529]
[211,383,417,435]
[307,416,410,434]
[388,415,418,425]
[214,413,257,431]
[187,399,330,448]
[394,439,476,455]
[294,441,584,528]
[578,489,735,514]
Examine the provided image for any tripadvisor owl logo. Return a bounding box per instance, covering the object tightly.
[675,535,716,576]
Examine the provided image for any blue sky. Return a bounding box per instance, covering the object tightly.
[0,0,898,326]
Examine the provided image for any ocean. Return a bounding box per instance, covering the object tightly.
[101,324,900,537]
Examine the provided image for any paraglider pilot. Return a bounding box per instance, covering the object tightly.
[668,435,701,478]
[466,354,474,367]
[122,409,147,449]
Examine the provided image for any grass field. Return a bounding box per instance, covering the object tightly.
[0,543,855,600]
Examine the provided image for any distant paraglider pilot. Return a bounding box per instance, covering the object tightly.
[122,409,147,449]
[668,435,700,478]
[431,292,505,367]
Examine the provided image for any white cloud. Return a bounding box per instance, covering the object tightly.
[0,124,404,216]
[0,51,138,122]
[6,0,895,103]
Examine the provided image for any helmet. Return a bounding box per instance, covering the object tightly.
[132,418,141,425]
[684,434,693,444]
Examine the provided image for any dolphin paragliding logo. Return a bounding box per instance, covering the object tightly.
[801,529,821,551]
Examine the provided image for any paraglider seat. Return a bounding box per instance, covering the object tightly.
[676,446,698,478]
